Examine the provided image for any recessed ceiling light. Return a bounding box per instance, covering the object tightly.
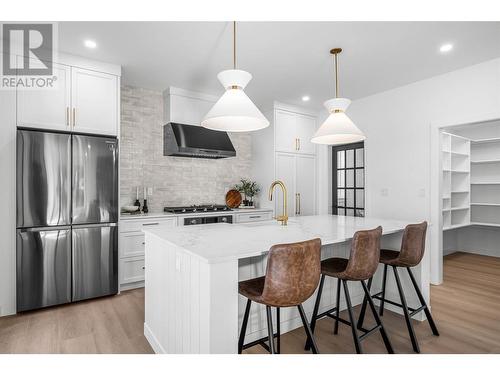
[302,96,310,102]
[439,43,453,53]
[84,39,97,49]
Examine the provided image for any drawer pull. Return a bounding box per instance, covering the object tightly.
[143,222,159,226]
[142,242,145,245]
[249,216,261,219]
[142,266,145,270]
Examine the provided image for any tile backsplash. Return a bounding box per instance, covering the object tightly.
[120,85,253,212]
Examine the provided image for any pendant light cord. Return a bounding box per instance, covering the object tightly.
[334,52,339,98]
[233,21,236,70]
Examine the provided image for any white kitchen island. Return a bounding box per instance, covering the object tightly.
[143,215,428,354]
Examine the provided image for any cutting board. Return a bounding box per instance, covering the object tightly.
[225,189,242,208]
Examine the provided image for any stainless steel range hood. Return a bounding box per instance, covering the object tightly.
[163,123,236,159]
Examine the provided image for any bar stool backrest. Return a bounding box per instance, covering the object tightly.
[343,226,382,281]
[398,221,428,267]
[261,238,322,307]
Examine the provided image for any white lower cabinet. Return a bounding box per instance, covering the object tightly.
[119,256,146,286]
[119,217,176,290]
[234,211,273,223]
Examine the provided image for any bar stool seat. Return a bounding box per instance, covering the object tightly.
[379,249,407,266]
[238,238,322,354]
[320,257,349,278]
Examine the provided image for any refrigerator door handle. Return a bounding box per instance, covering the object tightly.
[71,222,117,228]
[20,225,72,232]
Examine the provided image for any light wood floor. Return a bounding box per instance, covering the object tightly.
[1,252,499,354]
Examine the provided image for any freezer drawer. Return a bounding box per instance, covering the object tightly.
[16,227,72,312]
[72,224,118,301]
[16,130,71,228]
[72,134,118,225]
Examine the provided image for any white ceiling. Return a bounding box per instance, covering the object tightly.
[58,21,500,109]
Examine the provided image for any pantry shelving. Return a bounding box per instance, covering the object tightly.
[441,132,471,230]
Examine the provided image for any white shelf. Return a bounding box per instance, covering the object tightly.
[471,182,500,185]
[471,222,500,228]
[451,170,469,173]
[472,138,500,144]
[443,223,470,231]
[450,206,469,211]
[451,190,469,194]
[471,203,500,207]
[450,151,469,157]
[471,159,500,164]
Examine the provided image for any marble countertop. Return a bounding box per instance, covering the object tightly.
[120,207,273,220]
[143,214,410,263]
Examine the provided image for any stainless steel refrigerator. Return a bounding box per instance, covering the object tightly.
[16,129,118,312]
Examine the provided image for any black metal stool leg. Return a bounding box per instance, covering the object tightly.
[407,267,440,336]
[266,305,275,354]
[298,304,319,354]
[238,299,251,354]
[342,280,362,354]
[334,278,341,334]
[379,264,388,316]
[276,307,281,354]
[305,274,325,350]
[360,280,394,354]
[357,277,372,329]
[393,266,420,353]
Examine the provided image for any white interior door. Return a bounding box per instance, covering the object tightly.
[274,110,297,153]
[17,59,71,131]
[295,114,317,155]
[296,155,316,216]
[275,153,296,217]
[71,68,118,135]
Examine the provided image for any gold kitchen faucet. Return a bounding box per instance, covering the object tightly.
[269,180,288,226]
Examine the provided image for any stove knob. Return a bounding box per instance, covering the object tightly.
[193,208,197,212]
[221,217,227,222]
[190,219,197,225]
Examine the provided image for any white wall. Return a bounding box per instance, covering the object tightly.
[320,57,500,289]
[348,58,500,222]
[0,84,17,317]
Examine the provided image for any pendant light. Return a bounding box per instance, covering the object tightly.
[311,48,365,145]
[201,22,269,132]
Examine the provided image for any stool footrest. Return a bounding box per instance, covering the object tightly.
[321,306,383,343]
[409,305,426,317]
[373,293,418,313]
[242,332,279,351]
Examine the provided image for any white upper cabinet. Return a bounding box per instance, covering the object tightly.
[295,114,316,155]
[275,110,298,153]
[275,109,316,155]
[17,60,71,131]
[71,68,118,135]
[16,55,120,136]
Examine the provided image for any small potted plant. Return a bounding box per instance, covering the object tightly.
[234,179,260,207]
[247,181,261,207]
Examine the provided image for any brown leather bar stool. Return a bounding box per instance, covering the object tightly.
[238,238,322,354]
[305,226,394,354]
[357,221,439,353]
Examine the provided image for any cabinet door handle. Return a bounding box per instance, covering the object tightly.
[295,138,298,151]
[298,138,300,151]
[295,193,299,215]
[143,222,159,226]
[298,193,301,215]
[249,215,261,219]
[72,108,76,127]
[66,107,69,126]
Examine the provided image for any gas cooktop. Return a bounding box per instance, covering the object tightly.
[163,204,233,214]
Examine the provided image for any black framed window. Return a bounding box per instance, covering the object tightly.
[332,142,365,217]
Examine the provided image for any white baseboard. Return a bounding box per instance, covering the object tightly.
[144,322,165,354]
[120,280,145,292]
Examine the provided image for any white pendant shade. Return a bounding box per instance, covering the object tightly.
[202,70,269,132]
[311,98,366,145]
